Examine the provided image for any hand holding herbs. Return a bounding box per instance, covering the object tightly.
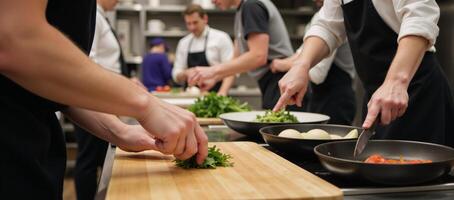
[255,110,299,123]
[188,92,251,118]
[175,146,234,169]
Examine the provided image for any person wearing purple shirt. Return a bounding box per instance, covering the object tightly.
[142,38,172,91]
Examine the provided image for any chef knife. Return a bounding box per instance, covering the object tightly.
[353,114,380,158]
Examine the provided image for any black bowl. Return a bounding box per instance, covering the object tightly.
[220,111,330,137]
[314,140,454,185]
[259,124,362,157]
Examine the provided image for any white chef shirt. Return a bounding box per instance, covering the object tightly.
[297,12,355,85]
[305,0,440,55]
[89,5,122,74]
[172,26,234,83]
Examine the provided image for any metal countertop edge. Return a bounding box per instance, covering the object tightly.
[95,144,117,200]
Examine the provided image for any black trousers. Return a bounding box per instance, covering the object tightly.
[74,125,108,200]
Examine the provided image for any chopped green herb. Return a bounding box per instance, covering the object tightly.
[174,146,234,169]
[255,110,299,123]
[188,92,251,118]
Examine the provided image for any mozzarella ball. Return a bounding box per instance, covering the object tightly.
[343,129,359,139]
[329,134,343,140]
[278,129,303,139]
[302,129,331,140]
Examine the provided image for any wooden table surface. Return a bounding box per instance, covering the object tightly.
[105,142,342,200]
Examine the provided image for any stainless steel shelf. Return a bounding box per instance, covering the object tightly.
[144,31,238,38]
[144,31,188,38]
[144,6,236,14]
[116,4,314,16]
[116,4,143,12]
[280,8,316,16]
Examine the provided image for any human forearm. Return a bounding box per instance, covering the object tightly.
[63,107,126,145]
[175,70,187,84]
[0,20,151,118]
[64,107,161,152]
[362,36,428,127]
[292,36,330,70]
[214,51,267,78]
[272,36,330,111]
[218,75,236,96]
[384,36,428,87]
[213,34,269,79]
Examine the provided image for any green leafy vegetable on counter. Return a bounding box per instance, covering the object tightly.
[255,110,299,123]
[174,146,234,169]
[188,92,251,118]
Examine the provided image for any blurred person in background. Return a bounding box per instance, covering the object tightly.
[189,0,309,110]
[173,4,235,96]
[142,38,173,92]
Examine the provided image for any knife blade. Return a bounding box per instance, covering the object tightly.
[353,114,380,158]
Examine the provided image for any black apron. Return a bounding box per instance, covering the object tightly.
[259,69,310,111]
[309,63,356,125]
[0,0,96,199]
[187,30,222,92]
[341,0,454,146]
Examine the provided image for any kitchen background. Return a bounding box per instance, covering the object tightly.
[62,0,454,163]
[61,0,454,199]
[109,0,454,122]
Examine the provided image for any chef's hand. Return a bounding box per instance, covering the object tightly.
[363,80,408,128]
[138,96,208,164]
[188,66,219,92]
[184,68,197,83]
[270,59,292,73]
[273,64,310,111]
[114,124,158,152]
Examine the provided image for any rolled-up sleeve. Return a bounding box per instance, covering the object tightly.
[303,0,347,54]
[393,0,440,48]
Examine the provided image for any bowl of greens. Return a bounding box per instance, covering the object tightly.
[188,93,251,125]
[219,110,330,137]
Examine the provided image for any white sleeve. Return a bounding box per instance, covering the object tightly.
[392,0,440,48]
[294,40,334,85]
[172,39,188,83]
[89,12,103,63]
[303,0,347,54]
[309,49,336,85]
[219,33,234,63]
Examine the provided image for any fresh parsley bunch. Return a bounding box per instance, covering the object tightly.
[255,110,299,123]
[188,92,251,118]
[174,146,234,169]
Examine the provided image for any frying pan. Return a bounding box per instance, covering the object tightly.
[314,140,454,185]
[260,124,362,157]
[220,111,330,137]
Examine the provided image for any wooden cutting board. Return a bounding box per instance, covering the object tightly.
[196,117,224,126]
[106,142,342,200]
